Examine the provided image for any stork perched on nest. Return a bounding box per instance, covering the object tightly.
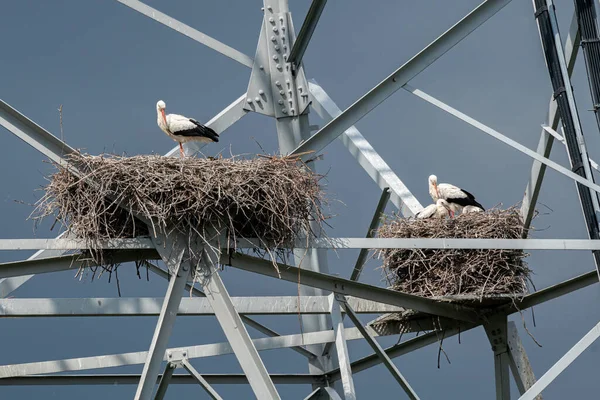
[416,199,453,219]
[156,100,219,158]
[428,174,484,217]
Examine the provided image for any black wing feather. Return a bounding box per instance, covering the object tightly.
[446,188,485,210]
[172,119,219,142]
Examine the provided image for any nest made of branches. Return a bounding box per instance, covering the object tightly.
[375,207,531,301]
[34,152,327,277]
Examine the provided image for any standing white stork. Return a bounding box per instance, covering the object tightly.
[156,100,219,158]
[428,174,484,217]
[416,199,453,219]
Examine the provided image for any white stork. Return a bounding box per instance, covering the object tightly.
[416,199,453,219]
[156,100,219,158]
[428,174,484,217]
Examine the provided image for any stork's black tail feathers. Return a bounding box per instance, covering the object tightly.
[190,119,219,142]
[472,200,485,211]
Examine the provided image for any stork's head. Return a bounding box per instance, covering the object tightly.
[428,174,439,196]
[156,100,167,125]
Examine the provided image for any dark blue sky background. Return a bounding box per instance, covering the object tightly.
[1,0,600,398]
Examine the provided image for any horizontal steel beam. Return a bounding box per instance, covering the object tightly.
[291,0,513,160]
[0,296,402,317]
[0,374,323,386]
[0,327,379,378]
[404,85,600,196]
[115,0,254,67]
[225,253,479,322]
[6,238,600,251]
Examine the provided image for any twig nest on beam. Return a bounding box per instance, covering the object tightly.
[376,207,531,300]
[34,153,328,278]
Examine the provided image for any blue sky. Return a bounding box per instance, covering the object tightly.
[1,0,600,398]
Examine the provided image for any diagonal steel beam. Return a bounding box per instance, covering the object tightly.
[135,243,189,400]
[180,358,224,400]
[0,327,383,378]
[519,321,600,400]
[291,0,513,160]
[0,250,159,281]
[350,188,390,281]
[516,269,597,310]
[145,262,318,359]
[199,241,280,399]
[330,295,356,399]
[404,85,600,195]
[115,0,253,67]
[287,0,327,70]
[327,324,477,381]
[225,253,479,322]
[153,363,176,400]
[308,80,423,215]
[0,99,77,165]
[521,12,580,233]
[338,295,419,400]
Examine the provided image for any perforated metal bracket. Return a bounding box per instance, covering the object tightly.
[244,7,310,118]
[166,349,189,368]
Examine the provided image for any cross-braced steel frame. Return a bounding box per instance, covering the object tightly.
[2,0,600,398]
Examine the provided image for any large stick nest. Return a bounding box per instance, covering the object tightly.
[34,152,327,276]
[375,207,531,300]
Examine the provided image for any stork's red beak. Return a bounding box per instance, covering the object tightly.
[160,109,167,125]
[434,182,440,198]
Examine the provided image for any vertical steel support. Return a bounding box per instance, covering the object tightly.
[247,0,338,394]
[533,0,600,279]
[330,295,356,400]
[198,238,280,400]
[153,362,176,400]
[521,11,579,232]
[506,322,541,399]
[135,244,189,400]
[338,296,419,400]
[485,316,511,400]
[350,188,390,281]
[181,358,224,400]
[573,0,600,132]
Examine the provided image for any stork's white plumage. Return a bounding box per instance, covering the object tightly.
[416,199,453,219]
[428,174,484,216]
[463,205,484,214]
[156,100,219,158]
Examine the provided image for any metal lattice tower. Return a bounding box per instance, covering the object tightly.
[1,0,600,398]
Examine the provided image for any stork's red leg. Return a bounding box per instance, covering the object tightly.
[179,143,185,158]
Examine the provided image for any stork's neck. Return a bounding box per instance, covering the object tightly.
[157,109,169,132]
